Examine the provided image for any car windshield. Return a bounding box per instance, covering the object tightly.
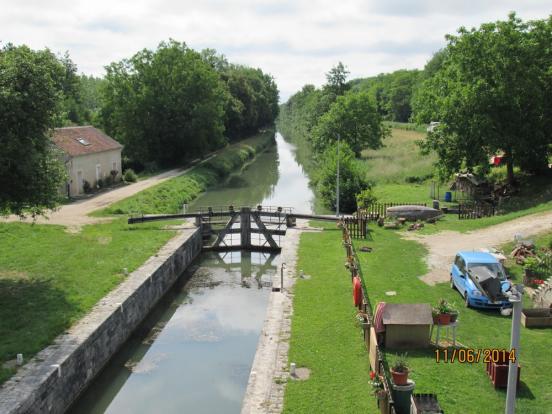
[468,263,506,280]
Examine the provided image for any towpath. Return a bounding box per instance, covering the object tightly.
[403,209,552,285]
[1,161,210,231]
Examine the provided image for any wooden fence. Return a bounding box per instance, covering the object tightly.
[536,254,552,278]
[342,216,368,239]
[342,225,396,413]
[458,201,496,219]
[359,202,427,219]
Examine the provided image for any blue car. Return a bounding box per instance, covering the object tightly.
[450,251,512,309]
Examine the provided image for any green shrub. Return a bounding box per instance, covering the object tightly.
[83,180,91,194]
[356,187,377,210]
[96,178,103,188]
[123,169,138,183]
[316,142,369,213]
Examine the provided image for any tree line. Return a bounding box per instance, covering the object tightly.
[278,63,386,212]
[279,12,552,213]
[0,40,279,217]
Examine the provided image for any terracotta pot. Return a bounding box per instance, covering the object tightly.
[449,312,458,323]
[391,369,409,385]
[437,313,451,325]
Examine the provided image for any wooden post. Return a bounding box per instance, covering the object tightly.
[241,207,251,249]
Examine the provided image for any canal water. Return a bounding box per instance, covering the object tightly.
[69,132,315,414]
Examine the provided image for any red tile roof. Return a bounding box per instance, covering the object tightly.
[51,126,123,157]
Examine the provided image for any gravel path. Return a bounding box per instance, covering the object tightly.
[403,210,552,285]
[1,164,200,232]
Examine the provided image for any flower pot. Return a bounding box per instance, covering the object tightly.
[449,311,458,323]
[391,369,409,385]
[437,313,451,325]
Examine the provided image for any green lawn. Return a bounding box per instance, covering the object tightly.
[0,219,178,384]
[353,226,552,414]
[283,223,376,413]
[94,130,275,216]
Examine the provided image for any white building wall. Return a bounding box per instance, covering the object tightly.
[67,149,122,196]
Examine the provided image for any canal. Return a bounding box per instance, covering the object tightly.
[69,132,315,414]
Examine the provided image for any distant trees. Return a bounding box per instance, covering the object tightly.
[412,13,552,183]
[350,69,421,123]
[221,65,279,140]
[100,41,279,168]
[313,91,387,156]
[278,63,384,212]
[0,44,67,217]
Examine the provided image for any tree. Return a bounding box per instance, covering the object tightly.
[0,44,67,217]
[100,40,228,167]
[315,142,370,213]
[413,13,552,183]
[312,91,388,156]
[325,62,350,96]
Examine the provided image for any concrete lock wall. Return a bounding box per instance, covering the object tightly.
[0,228,202,414]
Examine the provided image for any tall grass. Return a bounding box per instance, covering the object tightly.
[359,128,436,184]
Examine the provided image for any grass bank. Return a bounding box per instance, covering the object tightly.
[360,127,435,185]
[283,222,375,413]
[95,130,275,216]
[354,226,552,413]
[0,219,178,384]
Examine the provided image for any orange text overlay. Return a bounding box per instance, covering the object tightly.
[434,348,516,364]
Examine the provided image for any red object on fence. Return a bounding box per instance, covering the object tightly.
[353,276,362,307]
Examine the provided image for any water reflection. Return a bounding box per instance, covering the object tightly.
[190,133,314,213]
[69,252,276,414]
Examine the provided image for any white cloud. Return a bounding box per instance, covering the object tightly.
[1,0,550,100]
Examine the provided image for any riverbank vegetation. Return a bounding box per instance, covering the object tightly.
[96,130,274,216]
[0,219,179,385]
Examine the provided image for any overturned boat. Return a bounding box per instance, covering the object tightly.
[386,205,443,221]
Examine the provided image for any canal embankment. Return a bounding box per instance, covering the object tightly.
[0,227,202,414]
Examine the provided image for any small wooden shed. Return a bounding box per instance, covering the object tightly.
[383,304,432,349]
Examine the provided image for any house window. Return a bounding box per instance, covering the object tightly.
[112,161,117,172]
[96,164,102,182]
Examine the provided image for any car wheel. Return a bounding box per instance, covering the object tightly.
[450,275,455,290]
[464,294,470,308]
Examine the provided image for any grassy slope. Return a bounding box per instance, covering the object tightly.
[360,128,436,185]
[0,219,178,384]
[95,130,275,216]
[283,223,376,414]
[354,226,552,414]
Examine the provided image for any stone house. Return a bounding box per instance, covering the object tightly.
[51,126,123,197]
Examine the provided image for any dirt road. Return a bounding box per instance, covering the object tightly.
[1,166,196,231]
[404,210,552,285]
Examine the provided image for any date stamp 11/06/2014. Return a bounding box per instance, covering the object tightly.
[435,348,516,364]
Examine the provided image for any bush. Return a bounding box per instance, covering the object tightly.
[123,169,138,183]
[316,142,369,213]
[83,180,91,194]
[356,187,377,210]
[96,178,103,188]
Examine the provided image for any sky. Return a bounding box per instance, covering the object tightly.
[1,1,551,101]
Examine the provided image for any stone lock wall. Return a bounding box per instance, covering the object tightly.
[0,228,202,414]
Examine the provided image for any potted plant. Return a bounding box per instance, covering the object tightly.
[369,371,386,399]
[434,298,453,325]
[448,302,459,323]
[523,257,541,284]
[390,353,409,385]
